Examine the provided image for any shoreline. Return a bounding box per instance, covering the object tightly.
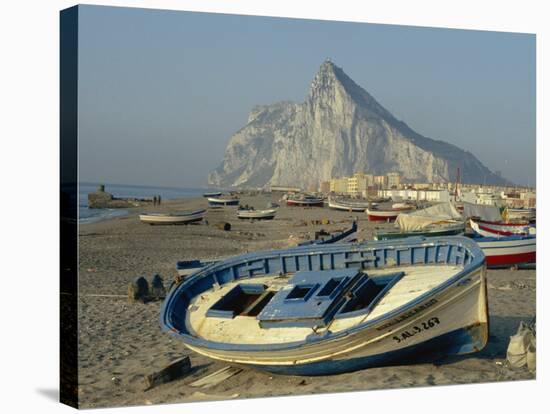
[77,194,536,408]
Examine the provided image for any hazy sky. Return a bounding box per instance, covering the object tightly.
[77,5,536,188]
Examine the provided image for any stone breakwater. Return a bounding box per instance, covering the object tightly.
[87,185,153,209]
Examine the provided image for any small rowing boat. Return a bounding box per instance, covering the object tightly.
[139,209,206,225]
[207,196,240,206]
[366,206,413,222]
[203,191,222,198]
[286,194,324,207]
[237,208,277,220]
[160,236,488,375]
[328,197,370,212]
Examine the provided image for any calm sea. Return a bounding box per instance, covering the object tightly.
[79,183,214,223]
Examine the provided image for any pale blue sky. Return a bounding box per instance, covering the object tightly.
[77,5,536,187]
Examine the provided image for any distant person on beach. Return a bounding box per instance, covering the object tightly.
[153,196,157,206]
[158,195,162,205]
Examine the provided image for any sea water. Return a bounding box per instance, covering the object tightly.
[79,183,212,223]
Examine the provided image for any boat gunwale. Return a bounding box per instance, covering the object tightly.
[160,237,485,353]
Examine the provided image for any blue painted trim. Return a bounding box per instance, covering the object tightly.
[160,236,485,353]
[249,325,484,376]
[469,234,536,243]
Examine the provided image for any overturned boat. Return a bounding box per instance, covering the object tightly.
[161,236,488,375]
[139,209,206,225]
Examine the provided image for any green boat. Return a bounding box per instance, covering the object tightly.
[374,202,465,241]
[375,221,465,240]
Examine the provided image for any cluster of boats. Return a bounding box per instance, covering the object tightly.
[139,192,281,224]
[154,191,535,377]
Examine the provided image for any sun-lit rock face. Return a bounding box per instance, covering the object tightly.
[209,60,505,189]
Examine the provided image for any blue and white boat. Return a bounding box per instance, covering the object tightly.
[203,191,222,198]
[161,236,488,375]
[207,195,240,206]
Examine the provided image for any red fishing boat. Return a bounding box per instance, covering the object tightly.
[471,218,534,237]
[366,206,413,222]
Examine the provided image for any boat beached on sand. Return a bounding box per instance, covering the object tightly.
[471,234,536,268]
[286,194,324,207]
[161,236,488,375]
[469,220,536,267]
[375,202,465,240]
[207,195,240,206]
[237,208,277,220]
[366,205,414,222]
[470,218,534,237]
[376,222,465,240]
[328,197,370,212]
[139,209,206,225]
[203,191,222,198]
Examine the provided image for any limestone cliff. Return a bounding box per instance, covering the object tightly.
[209,60,506,189]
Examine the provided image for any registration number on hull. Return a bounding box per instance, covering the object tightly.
[392,317,440,343]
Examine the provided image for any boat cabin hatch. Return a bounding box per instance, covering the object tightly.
[205,269,404,329]
[206,284,275,318]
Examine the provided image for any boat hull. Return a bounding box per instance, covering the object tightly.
[475,236,536,267]
[471,219,532,236]
[366,208,411,222]
[246,325,487,375]
[237,209,277,220]
[287,199,324,207]
[161,237,488,375]
[182,264,488,375]
[139,210,205,225]
[375,224,465,240]
[207,197,240,206]
[328,200,368,212]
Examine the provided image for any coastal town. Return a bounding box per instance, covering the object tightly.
[271,171,536,210]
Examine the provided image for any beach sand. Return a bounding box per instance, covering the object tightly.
[77,194,536,408]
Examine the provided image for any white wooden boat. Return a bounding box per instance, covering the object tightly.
[207,196,240,206]
[237,208,277,220]
[161,236,488,375]
[286,195,324,207]
[328,198,369,212]
[139,209,206,225]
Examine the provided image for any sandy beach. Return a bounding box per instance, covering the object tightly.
[77,194,536,408]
